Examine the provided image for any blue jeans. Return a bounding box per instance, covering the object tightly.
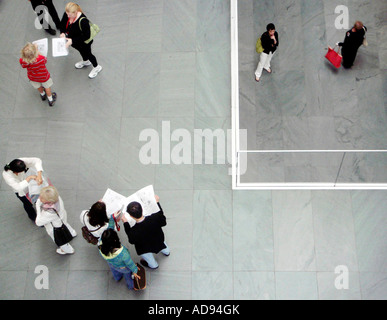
[108,263,134,290]
[141,242,170,269]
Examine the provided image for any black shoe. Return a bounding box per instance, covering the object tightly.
[140,259,158,269]
[40,92,47,101]
[45,28,56,36]
[48,92,57,107]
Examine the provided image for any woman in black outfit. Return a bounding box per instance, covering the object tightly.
[59,2,102,78]
[338,21,367,69]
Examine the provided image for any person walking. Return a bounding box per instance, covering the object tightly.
[337,21,367,68]
[36,186,77,255]
[123,196,170,270]
[255,23,279,82]
[2,158,44,221]
[28,0,61,35]
[59,2,102,79]
[20,42,57,106]
[98,213,141,290]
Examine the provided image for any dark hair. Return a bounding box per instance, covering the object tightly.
[99,229,121,256]
[4,159,27,173]
[88,201,109,227]
[266,23,275,31]
[126,201,143,219]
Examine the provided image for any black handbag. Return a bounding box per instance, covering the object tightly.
[53,223,73,246]
[49,208,74,246]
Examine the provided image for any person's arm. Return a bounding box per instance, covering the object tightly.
[154,202,167,227]
[59,12,68,35]
[274,32,279,47]
[20,157,43,185]
[121,247,138,274]
[2,170,36,194]
[123,220,136,244]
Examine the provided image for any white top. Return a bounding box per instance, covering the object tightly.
[36,196,67,228]
[80,210,109,239]
[2,157,44,196]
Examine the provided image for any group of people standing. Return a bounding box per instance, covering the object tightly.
[254,20,367,82]
[21,1,102,107]
[2,157,170,291]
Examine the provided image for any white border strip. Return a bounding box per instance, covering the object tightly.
[230,0,239,189]
[230,0,387,190]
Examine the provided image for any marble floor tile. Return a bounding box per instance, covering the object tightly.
[351,191,387,273]
[159,52,196,117]
[359,272,387,300]
[275,271,318,300]
[272,191,316,271]
[234,271,276,300]
[149,271,192,300]
[23,270,69,300]
[192,271,233,300]
[312,191,358,272]
[192,190,232,271]
[317,271,361,300]
[233,190,274,271]
[162,0,197,52]
[0,271,27,300]
[65,270,109,300]
[123,53,161,117]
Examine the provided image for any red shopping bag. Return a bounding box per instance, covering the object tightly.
[325,46,342,68]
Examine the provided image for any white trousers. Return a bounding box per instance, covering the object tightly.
[255,52,273,78]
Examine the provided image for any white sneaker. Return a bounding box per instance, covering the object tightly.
[75,60,92,69]
[88,65,102,79]
[56,243,75,255]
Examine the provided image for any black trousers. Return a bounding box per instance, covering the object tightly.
[30,0,61,30]
[74,41,98,67]
[16,193,37,222]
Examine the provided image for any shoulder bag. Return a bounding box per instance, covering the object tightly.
[50,209,73,247]
[79,16,100,44]
[81,211,102,245]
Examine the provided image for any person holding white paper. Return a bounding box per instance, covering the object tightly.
[80,201,114,241]
[20,43,57,106]
[123,195,170,269]
[59,2,102,79]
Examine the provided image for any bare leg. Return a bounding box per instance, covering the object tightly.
[44,87,52,97]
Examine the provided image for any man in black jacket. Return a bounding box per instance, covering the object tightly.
[123,196,170,269]
[255,23,279,82]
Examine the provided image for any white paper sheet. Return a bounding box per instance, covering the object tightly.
[32,38,48,57]
[102,188,128,217]
[101,185,160,227]
[52,37,69,57]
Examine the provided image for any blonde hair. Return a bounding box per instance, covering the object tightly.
[20,43,38,64]
[65,2,83,14]
[40,186,59,203]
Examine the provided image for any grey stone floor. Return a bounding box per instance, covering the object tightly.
[238,0,387,184]
[0,0,386,300]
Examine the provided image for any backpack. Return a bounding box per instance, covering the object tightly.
[79,17,100,44]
